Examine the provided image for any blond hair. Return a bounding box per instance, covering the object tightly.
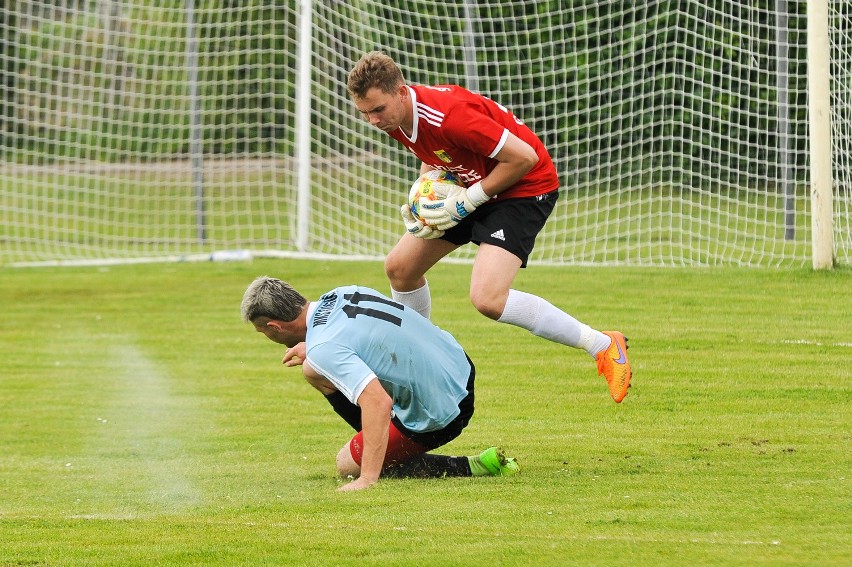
[346,51,405,99]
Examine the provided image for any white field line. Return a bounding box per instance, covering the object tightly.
[781,339,852,347]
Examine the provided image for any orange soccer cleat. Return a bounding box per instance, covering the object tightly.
[595,331,632,403]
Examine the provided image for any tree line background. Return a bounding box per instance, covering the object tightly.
[0,0,809,191]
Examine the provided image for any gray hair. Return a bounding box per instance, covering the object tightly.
[240,276,308,323]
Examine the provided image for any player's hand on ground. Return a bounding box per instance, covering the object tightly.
[338,476,377,492]
[419,182,489,230]
[400,204,444,240]
[282,342,306,367]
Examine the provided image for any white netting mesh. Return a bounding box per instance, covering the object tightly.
[0,1,848,267]
[831,0,852,265]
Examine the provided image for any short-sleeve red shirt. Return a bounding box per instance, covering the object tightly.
[388,85,559,201]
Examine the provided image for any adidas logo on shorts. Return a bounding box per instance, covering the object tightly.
[490,229,506,241]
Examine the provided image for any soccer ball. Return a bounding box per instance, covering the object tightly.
[408,170,465,226]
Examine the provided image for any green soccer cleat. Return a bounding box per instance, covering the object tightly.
[474,446,520,476]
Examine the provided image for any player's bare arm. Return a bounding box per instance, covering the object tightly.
[481,132,539,197]
[339,378,392,491]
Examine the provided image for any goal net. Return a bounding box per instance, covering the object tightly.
[1,1,849,267]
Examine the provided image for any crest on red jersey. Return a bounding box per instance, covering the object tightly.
[433,150,453,163]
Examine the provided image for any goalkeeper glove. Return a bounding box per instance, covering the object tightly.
[418,181,490,231]
[400,204,445,240]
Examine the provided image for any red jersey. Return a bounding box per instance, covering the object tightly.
[388,85,559,202]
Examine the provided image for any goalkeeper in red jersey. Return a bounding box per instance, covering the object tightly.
[346,51,632,403]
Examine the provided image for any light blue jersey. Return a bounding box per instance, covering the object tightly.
[304,285,470,433]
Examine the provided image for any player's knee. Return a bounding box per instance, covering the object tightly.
[336,444,360,478]
[385,256,423,291]
[384,253,406,285]
[470,291,504,320]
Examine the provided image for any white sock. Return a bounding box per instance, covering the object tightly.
[391,280,431,319]
[497,289,610,356]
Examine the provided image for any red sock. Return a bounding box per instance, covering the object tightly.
[348,422,427,466]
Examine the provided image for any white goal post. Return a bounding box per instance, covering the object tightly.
[809,0,837,269]
[0,0,849,268]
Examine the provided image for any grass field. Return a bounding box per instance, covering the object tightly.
[0,259,849,566]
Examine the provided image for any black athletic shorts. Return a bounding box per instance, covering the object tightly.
[391,355,476,451]
[441,190,558,268]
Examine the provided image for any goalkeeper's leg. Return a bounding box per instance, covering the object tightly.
[498,288,611,356]
[471,245,631,401]
[470,245,611,355]
[390,280,432,319]
[385,233,460,319]
[499,287,633,402]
